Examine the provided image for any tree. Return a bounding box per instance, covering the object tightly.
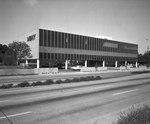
[0,44,9,54]
[138,51,150,66]
[143,51,150,65]
[3,49,16,66]
[8,41,33,65]
[0,44,9,62]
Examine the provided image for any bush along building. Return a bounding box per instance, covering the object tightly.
[16,28,138,70]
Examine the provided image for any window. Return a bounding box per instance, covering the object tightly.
[48,53,50,59]
[90,38,93,50]
[51,53,54,60]
[55,32,58,47]
[72,35,75,49]
[81,36,84,49]
[71,54,74,60]
[39,29,43,46]
[44,53,47,59]
[93,38,95,51]
[76,35,79,49]
[55,53,57,59]
[44,30,47,46]
[68,54,71,60]
[62,33,65,48]
[48,31,51,47]
[65,33,68,48]
[68,34,71,49]
[51,31,55,47]
[62,54,64,60]
[59,32,61,48]
[65,54,67,59]
[86,37,89,50]
[39,52,43,59]
[80,36,82,49]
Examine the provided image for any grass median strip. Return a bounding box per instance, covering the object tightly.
[0,76,102,89]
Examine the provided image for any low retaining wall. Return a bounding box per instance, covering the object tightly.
[81,67,107,72]
[0,69,35,75]
[0,68,58,75]
[34,68,58,74]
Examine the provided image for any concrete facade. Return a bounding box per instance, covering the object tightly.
[16,28,138,69]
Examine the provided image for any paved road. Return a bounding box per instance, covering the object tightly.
[0,73,150,124]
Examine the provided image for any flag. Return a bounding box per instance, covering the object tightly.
[85,39,88,45]
[65,36,68,42]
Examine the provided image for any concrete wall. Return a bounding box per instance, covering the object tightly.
[0,69,35,75]
[81,67,107,72]
[0,68,58,75]
[16,29,39,59]
[34,68,58,75]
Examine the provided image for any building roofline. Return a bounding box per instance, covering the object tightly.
[39,28,138,46]
[17,28,39,38]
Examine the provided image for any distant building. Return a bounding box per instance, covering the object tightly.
[16,28,138,69]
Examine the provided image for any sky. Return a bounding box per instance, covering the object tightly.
[0,0,150,54]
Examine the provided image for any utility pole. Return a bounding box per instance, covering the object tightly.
[147,46,150,52]
[146,38,150,52]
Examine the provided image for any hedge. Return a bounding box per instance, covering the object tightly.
[0,76,102,89]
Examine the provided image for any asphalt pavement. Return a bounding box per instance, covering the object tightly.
[0,73,150,124]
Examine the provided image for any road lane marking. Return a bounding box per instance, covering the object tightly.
[0,111,32,120]
[0,100,10,103]
[3,85,114,102]
[113,89,139,96]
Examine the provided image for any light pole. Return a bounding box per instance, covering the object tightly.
[146,38,150,52]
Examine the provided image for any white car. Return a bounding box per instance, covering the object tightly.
[71,65,83,71]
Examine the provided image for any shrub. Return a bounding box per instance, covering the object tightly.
[71,78,80,82]
[86,76,95,81]
[55,80,63,84]
[79,77,88,81]
[43,79,54,85]
[131,70,150,74]
[35,81,43,86]
[112,104,150,124]
[8,83,13,88]
[17,81,30,87]
[0,84,14,89]
[63,79,72,83]
[94,76,101,80]
[0,84,9,89]
[31,82,36,86]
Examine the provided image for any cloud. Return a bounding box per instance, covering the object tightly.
[24,0,39,7]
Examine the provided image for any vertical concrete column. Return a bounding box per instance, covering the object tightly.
[125,61,127,66]
[25,59,28,66]
[37,59,39,68]
[115,61,118,67]
[25,59,28,64]
[65,60,68,70]
[85,60,87,67]
[136,61,138,68]
[103,61,105,67]
[125,61,127,69]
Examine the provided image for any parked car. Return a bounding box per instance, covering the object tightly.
[70,65,83,71]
